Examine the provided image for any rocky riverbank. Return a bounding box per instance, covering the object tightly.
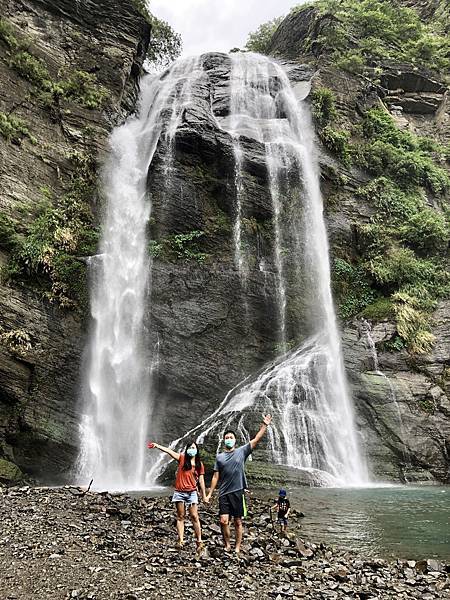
[1,487,449,599]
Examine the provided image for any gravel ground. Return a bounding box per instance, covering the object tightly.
[0,486,449,600]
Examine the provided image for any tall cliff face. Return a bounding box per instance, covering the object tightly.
[143,48,449,484]
[1,0,448,486]
[267,1,450,483]
[0,0,150,482]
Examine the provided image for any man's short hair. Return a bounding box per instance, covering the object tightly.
[223,429,237,439]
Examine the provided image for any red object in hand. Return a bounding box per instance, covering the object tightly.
[147,441,155,449]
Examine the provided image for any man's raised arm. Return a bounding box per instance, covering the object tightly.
[250,414,272,449]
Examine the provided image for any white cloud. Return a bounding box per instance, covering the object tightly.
[149,0,306,57]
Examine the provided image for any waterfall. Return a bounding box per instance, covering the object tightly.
[218,53,368,484]
[77,51,367,489]
[76,57,203,490]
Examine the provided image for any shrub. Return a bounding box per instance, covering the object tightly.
[360,297,394,320]
[0,214,19,251]
[319,126,351,164]
[10,51,52,89]
[336,52,365,74]
[383,335,406,353]
[356,140,449,194]
[147,16,182,69]
[367,247,446,291]
[311,87,337,128]
[332,257,377,318]
[401,209,449,254]
[149,230,209,263]
[0,18,18,49]
[4,151,99,308]
[296,0,450,73]
[392,291,435,354]
[0,112,36,144]
[59,71,108,109]
[0,328,33,356]
[245,16,283,54]
[357,177,421,220]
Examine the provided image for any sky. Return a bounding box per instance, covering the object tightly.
[149,0,307,57]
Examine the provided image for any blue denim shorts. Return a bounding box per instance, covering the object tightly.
[172,490,198,506]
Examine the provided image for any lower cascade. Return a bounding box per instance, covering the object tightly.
[77,51,368,489]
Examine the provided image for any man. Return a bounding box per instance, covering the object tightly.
[205,414,272,554]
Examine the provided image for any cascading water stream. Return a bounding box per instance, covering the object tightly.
[149,53,368,486]
[362,320,410,477]
[221,53,367,484]
[76,57,203,490]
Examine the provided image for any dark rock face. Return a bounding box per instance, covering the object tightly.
[1,1,448,487]
[144,51,450,485]
[343,307,450,483]
[146,54,280,440]
[0,0,150,481]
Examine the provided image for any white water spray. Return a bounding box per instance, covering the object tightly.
[76,58,203,490]
[207,53,368,485]
[77,51,368,489]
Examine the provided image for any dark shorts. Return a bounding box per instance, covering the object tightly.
[219,490,247,518]
[277,516,288,526]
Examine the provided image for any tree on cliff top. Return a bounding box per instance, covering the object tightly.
[245,16,284,54]
[147,16,182,70]
[131,0,182,69]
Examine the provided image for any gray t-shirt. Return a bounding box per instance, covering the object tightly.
[213,443,252,496]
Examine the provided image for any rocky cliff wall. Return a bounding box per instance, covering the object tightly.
[0,0,150,481]
[268,3,450,482]
[1,0,448,486]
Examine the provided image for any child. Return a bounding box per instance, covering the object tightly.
[271,488,290,533]
[148,440,206,554]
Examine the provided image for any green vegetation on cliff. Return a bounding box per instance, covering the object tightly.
[298,0,449,73]
[0,18,108,110]
[0,151,99,309]
[318,98,450,352]
[247,0,449,76]
[302,0,450,355]
[245,17,283,54]
[0,112,36,144]
[129,2,182,69]
[149,230,209,263]
[318,89,449,353]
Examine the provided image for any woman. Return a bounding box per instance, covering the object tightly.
[148,440,206,552]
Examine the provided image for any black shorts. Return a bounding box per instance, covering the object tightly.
[218,490,247,518]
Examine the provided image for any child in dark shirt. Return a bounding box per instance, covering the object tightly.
[271,488,290,533]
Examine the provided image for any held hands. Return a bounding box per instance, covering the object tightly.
[262,414,272,427]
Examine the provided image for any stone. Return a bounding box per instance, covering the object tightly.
[0,458,23,482]
[296,539,314,558]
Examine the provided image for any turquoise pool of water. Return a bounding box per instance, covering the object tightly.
[259,485,450,560]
